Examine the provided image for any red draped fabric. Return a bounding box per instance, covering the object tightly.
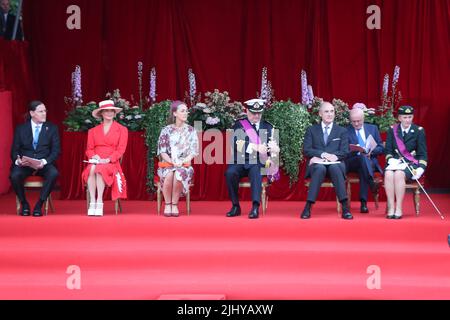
[0,91,13,194]
[10,0,450,190]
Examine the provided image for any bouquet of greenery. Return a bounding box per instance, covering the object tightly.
[188,89,244,131]
[308,97,350,128]
[263,100,311,185]
[63,101,100,132]
[106,89,146,131]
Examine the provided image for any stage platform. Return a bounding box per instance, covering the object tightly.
[0,192,449,300]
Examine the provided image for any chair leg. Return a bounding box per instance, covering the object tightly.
[16,195,20,215]
[45,198,49,216]
[48,194,54,213]
[118,199,122,213]
[336,196,341,215]
[414,188,420,216]
[157,184,161,215]
[346,181,351,210]
[187,190,190,216]
[374,192,379,210]
[86,187,90,211]
[261,186,266,216]
[115,200,119,215]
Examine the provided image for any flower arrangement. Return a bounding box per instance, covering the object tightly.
[308,97,350,127]
[373,66,401,132]
[106,89,146,131]
[187,89,244,131]
[63,101,100,132]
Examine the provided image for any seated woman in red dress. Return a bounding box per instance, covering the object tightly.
[157,101,199,217]
[81,100,128,216]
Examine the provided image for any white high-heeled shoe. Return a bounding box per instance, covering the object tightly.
[88,202,96,216]
[95,203,104,216]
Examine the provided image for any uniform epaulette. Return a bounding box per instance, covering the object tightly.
[236,114,247,120]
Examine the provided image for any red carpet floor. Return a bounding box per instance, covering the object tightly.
[0,192,449,300]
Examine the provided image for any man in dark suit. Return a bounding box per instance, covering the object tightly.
[225,99,279,219]
[301,101,353,219]
[10,100,60,216]
[0,0,23,40]
[345,107,384,213]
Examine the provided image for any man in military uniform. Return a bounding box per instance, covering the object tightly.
[225,99,279,219]
[384,105,427,219]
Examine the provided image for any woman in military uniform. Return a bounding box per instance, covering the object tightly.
[384,105,428,219]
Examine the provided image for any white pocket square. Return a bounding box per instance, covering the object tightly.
[332,138,341,141]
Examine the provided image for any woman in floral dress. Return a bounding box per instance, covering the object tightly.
[157,101,199,217]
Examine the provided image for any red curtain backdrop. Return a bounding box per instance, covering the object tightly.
[0,91,13,194]
[13,0,450,189]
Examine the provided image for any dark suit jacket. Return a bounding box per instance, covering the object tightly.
[229,117,273,167]
[11,120,61,166]
[303,123,349,178]
[346,123,384,173]
[0,13,23,40]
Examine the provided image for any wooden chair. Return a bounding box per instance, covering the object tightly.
[154,176,192,216]
[238,176,270,216]
[404,178,423,216]
[304,178,342,214]
[16,176,54,215]
[346,171,383,210]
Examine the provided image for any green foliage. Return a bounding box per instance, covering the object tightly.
[142,100,171,192]
[308,97,350,127]
[63,102,100,132]
[263,100,310,185]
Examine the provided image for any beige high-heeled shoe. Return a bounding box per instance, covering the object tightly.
[171,203,179,217]
[164,203,171,217]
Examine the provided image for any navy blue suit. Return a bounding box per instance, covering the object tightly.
[225,118,273,207]
[303,123,349,202]
[345,123,384,201]
[9,120,60,204]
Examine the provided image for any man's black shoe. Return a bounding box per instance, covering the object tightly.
[32,205,43,217]
[226,206,241,217]
[342,211,354,219]
[360,201,369,213]
[20,202,30,216]
[301,207,311,219]
[248,206,259,219]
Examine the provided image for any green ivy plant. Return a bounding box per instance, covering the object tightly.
[142,100,171,192]
[63,102,100,131]
[263,100,310,185]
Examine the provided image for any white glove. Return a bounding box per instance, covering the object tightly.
[411,167,424,180]
[388,158,400,166]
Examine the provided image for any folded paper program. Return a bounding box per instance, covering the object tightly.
[21,156,42,170]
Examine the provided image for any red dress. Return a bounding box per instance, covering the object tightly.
[81,121,128,200]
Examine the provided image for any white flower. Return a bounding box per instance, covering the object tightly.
[134,115,142,119]
[203,108,212,114]
[85,119,92,124]
[132,105,139,109]
[125,115,133,120]
[195,102,207,109]
[352,103,367,110]
[206,116,220,125]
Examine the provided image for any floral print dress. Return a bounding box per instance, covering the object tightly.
[157,124,199,194]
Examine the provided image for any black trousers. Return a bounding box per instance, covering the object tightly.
[9,164,59,204]
[307,163,347,203]
[346,155,372,202]
[225,164,262,207]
